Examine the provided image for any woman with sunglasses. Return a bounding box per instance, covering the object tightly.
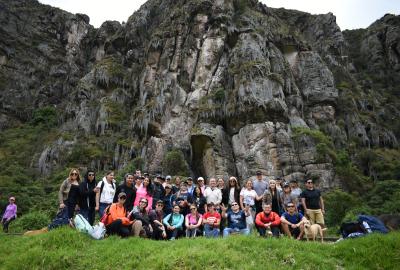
[58,168,81,219]
[185,205,203,237]
[1,196,17,233]
[222,176,241,209]
[79,169,97,225]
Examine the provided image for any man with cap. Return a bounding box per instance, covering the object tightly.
[187,177,196,195]
[1,196,17,233]
[152,175,165,209]
[164,175,172,188]
[253,171,268,214]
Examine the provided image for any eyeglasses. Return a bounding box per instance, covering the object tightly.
[287,205,295,208]
[307,181,313,184]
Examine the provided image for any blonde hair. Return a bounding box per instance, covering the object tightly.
[68,168,81,182]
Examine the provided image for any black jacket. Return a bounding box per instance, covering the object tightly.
[152,182,165,208]
[222,187,241,206]
[79,179,97,209]
[113,182,137,212]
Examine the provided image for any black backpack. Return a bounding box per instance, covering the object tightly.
[339,221,366,238]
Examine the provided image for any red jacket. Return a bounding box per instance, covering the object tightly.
[255,211,281,227]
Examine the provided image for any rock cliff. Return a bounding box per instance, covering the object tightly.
[1,0,399,191]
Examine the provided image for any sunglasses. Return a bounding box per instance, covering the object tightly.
[190,208,196,210]
[88,173,95,176]
[71,173,78,176]
[307,181,313,184]
[140,201,147,204]
[119,197,126,200]
[287,205,295,208]
[156,204,164,207]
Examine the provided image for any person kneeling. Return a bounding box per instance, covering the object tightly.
[163,205,184,240]
[221,202,250,237]
[202,203,221,238]
[105,193,133,238]
[281,203,306,240]
[255,204,281,238]
[185,205,203,237]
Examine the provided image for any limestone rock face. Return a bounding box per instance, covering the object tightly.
[1,0,399,190]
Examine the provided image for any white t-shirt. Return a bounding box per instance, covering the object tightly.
[229,187,235,205]
[240,188,257,206]
[96,178,116,204]
[204,187,222,204]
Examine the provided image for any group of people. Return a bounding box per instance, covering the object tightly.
[55,168,325,240]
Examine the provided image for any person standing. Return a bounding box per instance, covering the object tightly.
[152,176,165,209]
[59,168,81,219]
[186,177,196,195]
[252,171,268,214]
[79,170,97,225]
[1,196,17,233]
[95,171,116,218]
[262,179,283,215]
[300,179,325,227]
[133,176,153,212]
[113,173,136,212]
[203,178,222,206]
[290,180,303,213]
[197,177,207,194]
[222,176,241,208]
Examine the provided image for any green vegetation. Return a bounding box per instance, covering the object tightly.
[0,228,399,269]
[11,211,50,232]
[162,149,189,176]
[31,106,58,129]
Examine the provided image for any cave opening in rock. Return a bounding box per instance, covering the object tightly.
[190,135,215,178]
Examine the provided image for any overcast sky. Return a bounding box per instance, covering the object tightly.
[39,0,400,30]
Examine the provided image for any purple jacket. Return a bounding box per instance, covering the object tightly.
[2,204,17,220]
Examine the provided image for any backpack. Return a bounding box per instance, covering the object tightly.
[100,205,112,225]
[100,180,116,196]
[48,208,70,230]
[340,221,366,238]
[74,214,93,234]
[357,215,389,234]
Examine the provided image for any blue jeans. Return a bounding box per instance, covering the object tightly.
[80,208,96,226]
[204,224,219,238]
[223,227,250,237]
[99,203,111,218]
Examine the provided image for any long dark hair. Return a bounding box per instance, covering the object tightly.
[193,185,203,198]
[84,169,96,183]
[143,177,153,195]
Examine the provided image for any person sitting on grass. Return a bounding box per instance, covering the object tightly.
[202,202,221,238]
[129,198,153,238]
[281,203,306,240]
[149,200,167,240]
[185,205,203,237]
[221,202,250,237]
[104,192,134,238]
[163,205,184,240]
[255,203,281,238]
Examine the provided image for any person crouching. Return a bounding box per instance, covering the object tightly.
[255,203,281,237]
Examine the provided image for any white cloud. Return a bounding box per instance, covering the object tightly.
[39,0,400,30]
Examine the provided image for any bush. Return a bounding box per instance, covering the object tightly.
[31,107,58,129]
[162,149,189,176]
[324,189,362,226]
[11,211,50,232]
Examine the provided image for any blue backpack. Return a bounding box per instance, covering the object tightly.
[357,215,389,234]
[48,208,70,230]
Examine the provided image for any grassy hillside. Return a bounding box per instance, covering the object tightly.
[0,228,399,270]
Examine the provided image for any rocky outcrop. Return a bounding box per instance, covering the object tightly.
[1,0,399,190]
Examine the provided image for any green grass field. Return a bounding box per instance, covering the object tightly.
[0,228,399,270]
